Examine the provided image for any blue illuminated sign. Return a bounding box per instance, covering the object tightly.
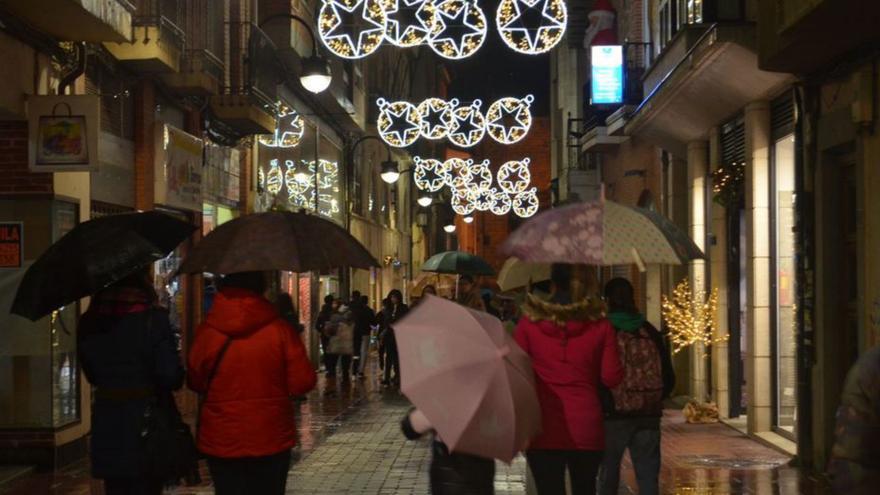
[591,45,624,105]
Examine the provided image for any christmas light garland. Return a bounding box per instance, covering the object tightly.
[318,0,388,59]
[496,0,567,55]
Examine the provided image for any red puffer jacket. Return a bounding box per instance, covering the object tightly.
[514,294,623,451]
[188,287,317,458]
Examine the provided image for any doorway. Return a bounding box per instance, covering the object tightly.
[727,206,748,418]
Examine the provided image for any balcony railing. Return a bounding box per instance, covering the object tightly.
[131,0,185,49]
[182,49,224,83]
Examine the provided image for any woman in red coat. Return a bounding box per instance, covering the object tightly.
[514,264,623,495]
[188,272,317,495]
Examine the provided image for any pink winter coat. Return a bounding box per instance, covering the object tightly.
[514,295,624,451]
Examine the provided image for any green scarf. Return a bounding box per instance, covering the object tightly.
[608,311,646,332]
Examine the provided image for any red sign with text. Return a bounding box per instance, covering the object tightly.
[0,223,23,268]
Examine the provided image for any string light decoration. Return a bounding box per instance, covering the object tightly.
[473,186,494,211]
[512,187,539,217]
[448,100,486,148]
[490,188,512,215]
[258,107,305,148]
[661,278,728,355]
[266,159,284,195]
[417,97,458,140]
[486,95,534,144]
[377,98,422,147]
[413,157,448,192]
[318,0,387,59]
[497,158,531,194]
[258,166,266,192]
[468,159,493,190]
[451,188,477,215]
[284,160,311,197]
[383,0,435,47]
[711,161,746,208]
[428,0,488,60]
[496,0,567,55]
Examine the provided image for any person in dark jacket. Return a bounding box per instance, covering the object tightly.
[351,294,376,378]
[316,295,335,375]
[78,267,184,495]
[401,408,495,495]
[379,289,408,387]
[598,278,675,495]
[276,293,303,334]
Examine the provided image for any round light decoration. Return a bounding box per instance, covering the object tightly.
[429,0,488,60]
[473,186,494,211]
[318,0,387,59]
[377,98,422,147]
[443,157,474,190]
[266,159,284,195]
[496,0,567,55]
[413,157,448,192]
[513,187,540,218]
[383,0,435,47]
[497,158,532,194]
[284,160,311,197]
[417,97,457,140]
[451,189,476,215]
[486,95,534,144]
[468,159,493,190]
[490,188,512,215]
[258,109,305,148]
[448,100,486,148]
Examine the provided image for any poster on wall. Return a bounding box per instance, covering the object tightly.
[154,124,203,212]
[0,223,23,269]
[591,45,624,105]
[27,95,100,172]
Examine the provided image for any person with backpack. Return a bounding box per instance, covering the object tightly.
[598,278,676,495]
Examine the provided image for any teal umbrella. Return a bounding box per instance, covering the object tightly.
[421,251,495,276]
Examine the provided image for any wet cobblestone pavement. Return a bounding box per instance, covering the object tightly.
[1,365,832,495]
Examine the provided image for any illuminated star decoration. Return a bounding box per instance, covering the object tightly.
[383,0,436,47]
[377,98,422,147]
[468,159,493,190]
[473,186,494,211]
[444,157,474,190]
[497,158,531,193]
[496,0,567,55]
[448,100,486,148]
[451,188,477,215]
[486,95,534,144]
[490,188,512,215]
[318,0,387,59]
[513,187,539,217]
[266,159,284,195]
[413,157,448,192]
[417,97,458,140]
[259,109,305,148]
[429,0,488,60]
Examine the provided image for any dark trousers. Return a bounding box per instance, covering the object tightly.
[599,417,661,495]
[325,353,352,377]
[207,450,291,495]
[430,441,495,495]
[103,477,163,495]
[352,334,363,374]
[383,339,400,384]
[527,449,603,495]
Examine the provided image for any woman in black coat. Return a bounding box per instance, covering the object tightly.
[379,289,408,387]
[78,268,184,494]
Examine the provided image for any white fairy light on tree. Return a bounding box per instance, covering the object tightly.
[496,0,567,55]
[428,0,488,60]
[486,95,534,144]
[318,0,388,59]
[662,278,728,356]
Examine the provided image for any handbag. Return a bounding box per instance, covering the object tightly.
[328,321,354,355]
[139,311,200,484]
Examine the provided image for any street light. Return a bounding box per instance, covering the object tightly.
[416,191,433,207]
[462,214,474,224]
[443,223,457,233]
[381,161,401,184]
[259,14,332,94]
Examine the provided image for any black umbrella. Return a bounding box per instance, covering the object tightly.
[177,211,379,274]
[11,211,196,321]
[420,251,495,276]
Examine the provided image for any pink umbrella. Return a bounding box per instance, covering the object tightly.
[394,295,541,463]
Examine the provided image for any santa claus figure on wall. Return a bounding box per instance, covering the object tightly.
[584,0,618,48]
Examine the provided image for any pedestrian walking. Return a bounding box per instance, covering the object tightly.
[456,275,486,312]
[401,408,496,495]
[378,297,391,372]
[316,294,335,374]
[351,294,376,377]
[323,298,356,387]
[598,278,676,495]
[514,264,624,495]
[379,289,408,387]
[276,292,304,334]
[829,345,880,493]
[78,267,187,495]
[482,291,500,318]
[188,271,317,495]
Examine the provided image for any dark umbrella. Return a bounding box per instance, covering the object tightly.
[11,211,196,321]
[420,251,495,276]
[177,211,379,274]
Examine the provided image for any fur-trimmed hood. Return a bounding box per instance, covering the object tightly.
[521,293,606,327]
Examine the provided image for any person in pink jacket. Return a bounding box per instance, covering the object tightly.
[514,264,624,495]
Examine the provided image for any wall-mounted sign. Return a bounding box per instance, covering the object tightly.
[0,223,23,269]
[154,124,203,212]
[591,45,624,105]
[27,95,100,172]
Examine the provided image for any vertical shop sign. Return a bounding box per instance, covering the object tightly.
[591,45,624,105]
[0,223,23,268]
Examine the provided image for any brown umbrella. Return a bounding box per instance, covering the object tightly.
[178,211,379,274]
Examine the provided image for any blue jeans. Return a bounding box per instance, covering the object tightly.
[599,417,661,495]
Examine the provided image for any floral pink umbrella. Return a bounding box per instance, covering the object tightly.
[394,295,541,462]
[500,199,704,267]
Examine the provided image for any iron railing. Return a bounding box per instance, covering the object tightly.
[130,0,185,50]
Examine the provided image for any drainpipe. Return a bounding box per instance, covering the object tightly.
[58,42,86,95]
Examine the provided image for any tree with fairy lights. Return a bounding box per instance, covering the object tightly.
[661,278,728,356]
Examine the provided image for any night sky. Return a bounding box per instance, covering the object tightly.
[444,0,551,116]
